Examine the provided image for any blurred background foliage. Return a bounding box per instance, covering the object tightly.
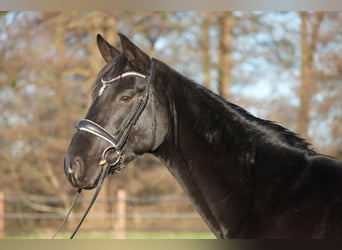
[0,11,341,221]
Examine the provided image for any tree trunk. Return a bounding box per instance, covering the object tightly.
[201,12,212,90]
[298,12,324,139]
[218,12,235,100]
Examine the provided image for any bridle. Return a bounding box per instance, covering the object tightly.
[76,67,155,174]
[52,61,156,239]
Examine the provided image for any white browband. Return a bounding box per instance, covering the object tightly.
[99,71,149,96]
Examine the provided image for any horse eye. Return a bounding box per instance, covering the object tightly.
[120,95,132,102]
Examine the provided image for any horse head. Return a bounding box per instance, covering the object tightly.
[64,34,168,189]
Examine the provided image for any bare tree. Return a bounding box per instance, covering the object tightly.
[218,12,235,100]
[201,12,212,90]
[298,11,324,139]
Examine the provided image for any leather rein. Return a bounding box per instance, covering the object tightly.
[52,62,155,239]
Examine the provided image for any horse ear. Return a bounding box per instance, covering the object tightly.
[97,34,121,63]
[118,33,150,70]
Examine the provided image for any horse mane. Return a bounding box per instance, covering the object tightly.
[225,101,316,155]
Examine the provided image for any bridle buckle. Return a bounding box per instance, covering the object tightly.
[100,146,123,174]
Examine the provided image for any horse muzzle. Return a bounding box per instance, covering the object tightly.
[64,156,103,190]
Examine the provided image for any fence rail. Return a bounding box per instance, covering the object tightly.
[0,190,212,238]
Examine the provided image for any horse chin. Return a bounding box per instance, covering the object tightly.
[83,166,103,190]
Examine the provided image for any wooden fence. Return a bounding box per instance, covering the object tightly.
[0,193,4,239]
[0,190,211,238]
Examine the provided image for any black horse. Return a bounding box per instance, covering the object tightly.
[64,33,342,238]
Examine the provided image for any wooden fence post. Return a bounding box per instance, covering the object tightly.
[114,189,126,239]
[0,192,4,239]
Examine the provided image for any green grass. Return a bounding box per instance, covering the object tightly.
[7,231,216,239]
[126,231,215,239]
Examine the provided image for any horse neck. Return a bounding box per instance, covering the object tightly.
[151,60,309,238]
[152,61,260,237]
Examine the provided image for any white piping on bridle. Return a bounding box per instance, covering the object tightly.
[98,71,149,96]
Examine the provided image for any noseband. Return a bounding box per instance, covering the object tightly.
[53,61,156,239]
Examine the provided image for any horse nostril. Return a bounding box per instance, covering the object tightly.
[72,157,84,180]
